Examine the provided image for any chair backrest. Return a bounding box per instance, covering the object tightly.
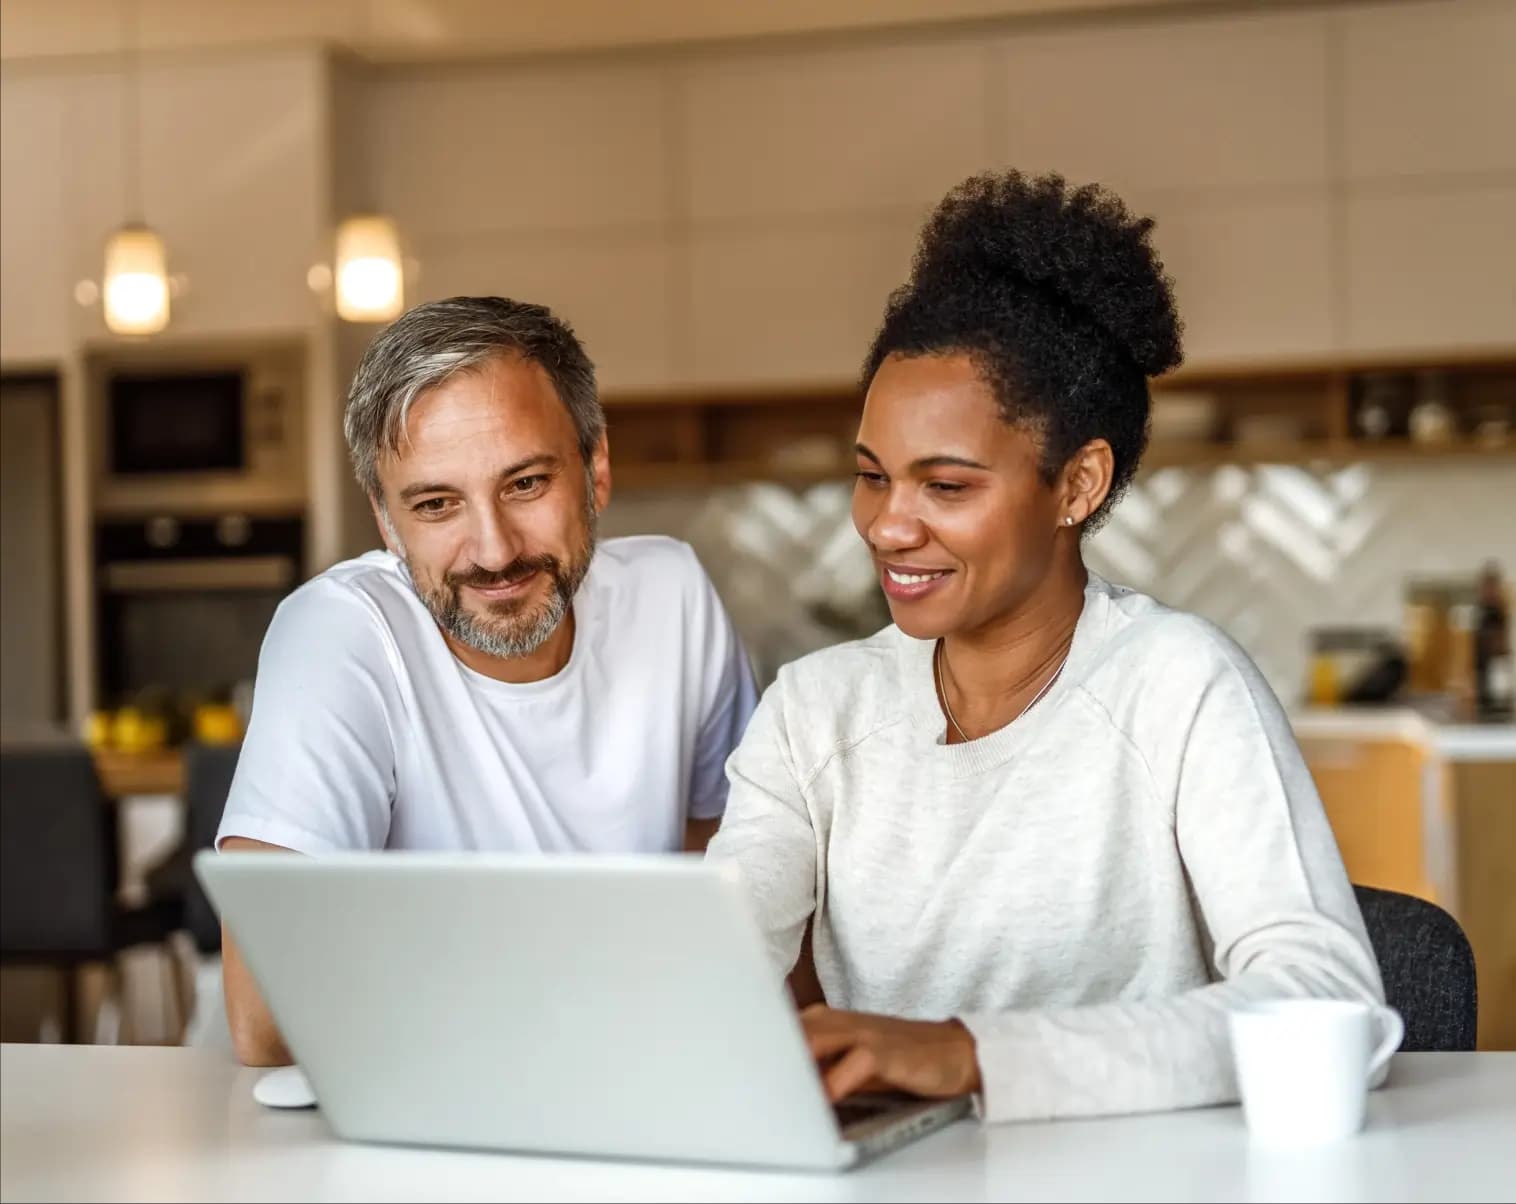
[0,744,117,958]
[1353,883,1478,1052]
[181,741,241,953]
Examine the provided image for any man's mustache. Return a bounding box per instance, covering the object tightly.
[446,555,560,590]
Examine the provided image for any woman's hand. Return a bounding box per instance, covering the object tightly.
[800,1005,982,1101]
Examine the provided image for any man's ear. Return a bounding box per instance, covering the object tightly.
[369,492,400,554]
[589,432,612,515]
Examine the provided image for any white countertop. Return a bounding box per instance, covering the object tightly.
[2,1045,1513,1203]
[1291,706,1516,760]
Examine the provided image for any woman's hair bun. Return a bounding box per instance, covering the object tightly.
[909,171,1182,378]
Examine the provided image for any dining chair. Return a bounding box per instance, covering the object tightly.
[0,743,186,1042]
[1353,883,1478,1052]
[180,741,241,953]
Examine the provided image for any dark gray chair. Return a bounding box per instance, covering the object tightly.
[0,743,184,1041]
[1353,883,1477,1052]
[142,741,241,955]
[181,741,241,953]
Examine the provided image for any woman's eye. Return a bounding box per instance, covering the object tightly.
[927,481,967,495]
[854,471,887,487]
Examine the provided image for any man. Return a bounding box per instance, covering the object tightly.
[218,296,757,1065]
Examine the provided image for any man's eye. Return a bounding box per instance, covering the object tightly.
[854,471,887,487]
[413,498,450,514]
[510,475,548,494]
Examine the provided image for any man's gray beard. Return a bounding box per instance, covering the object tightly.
[399,496,598,662]
[434,581,574,660]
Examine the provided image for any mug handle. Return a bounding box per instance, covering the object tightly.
[1365,1005,1405,1080]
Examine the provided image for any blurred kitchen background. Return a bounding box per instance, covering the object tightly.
[1,0,1512,1050]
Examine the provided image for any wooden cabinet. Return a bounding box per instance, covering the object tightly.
[1301,724,1516,1051]
[1447,758,1516,1052]
[1301,736,1436,903]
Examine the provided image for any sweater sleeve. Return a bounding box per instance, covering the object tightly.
[957,647,1386,1123]
[703,678,818,979]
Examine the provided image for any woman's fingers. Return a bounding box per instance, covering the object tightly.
[799,1006,981,1100]
[821,1044,881,1102]
[805,1028,860,1061]
[800,1004,858,1058]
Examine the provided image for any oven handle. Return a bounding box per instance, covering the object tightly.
[101,557,296,593]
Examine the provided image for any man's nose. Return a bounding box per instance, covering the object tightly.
[466,502,523,571]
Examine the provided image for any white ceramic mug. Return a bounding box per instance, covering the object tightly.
[1228,998,1403,1146]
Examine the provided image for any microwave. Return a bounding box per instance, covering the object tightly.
[90,342,307,517]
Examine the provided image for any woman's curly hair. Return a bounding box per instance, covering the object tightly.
[863,170,1183,531]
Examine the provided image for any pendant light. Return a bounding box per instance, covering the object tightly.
[333,213,405,322]
[102,0,170,335]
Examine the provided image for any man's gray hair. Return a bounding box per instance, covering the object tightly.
[343,296,603,497]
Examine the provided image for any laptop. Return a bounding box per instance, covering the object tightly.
[194,851,971,1170]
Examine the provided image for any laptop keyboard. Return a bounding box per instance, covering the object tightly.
[832,1094,911,1129]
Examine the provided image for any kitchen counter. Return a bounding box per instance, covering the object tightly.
[1291,706,1516,761]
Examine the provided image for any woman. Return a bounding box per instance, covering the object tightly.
[706,171,1384,1123]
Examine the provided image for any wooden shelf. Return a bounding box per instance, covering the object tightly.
[603,384,858,411]
[614,460,853,490]
[91,747,184,800]
[1155,348,1516,388]
[1145,437,1516,471]
[602,353,1516,487]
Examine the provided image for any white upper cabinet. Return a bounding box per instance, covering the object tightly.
[681,40,990,221]
[363,62,672,237]
[996,10,1331,200]
[1340,0,1516,181]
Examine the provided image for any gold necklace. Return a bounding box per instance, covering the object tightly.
[934,639,1070,744]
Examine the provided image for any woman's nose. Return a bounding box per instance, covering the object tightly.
[867,489,927,553]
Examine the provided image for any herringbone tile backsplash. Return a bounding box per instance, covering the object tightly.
[604,460,1515,703]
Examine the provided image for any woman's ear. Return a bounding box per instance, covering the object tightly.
[1060,439,1115,528]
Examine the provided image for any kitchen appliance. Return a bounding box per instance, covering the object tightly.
[1307,627,1406,707]
[88,341,306,517]
[94,512,303,716]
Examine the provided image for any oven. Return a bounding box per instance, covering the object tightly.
[94,513,304,711]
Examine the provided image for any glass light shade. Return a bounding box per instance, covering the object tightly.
[335,214,404,322]
[102,224,170,335]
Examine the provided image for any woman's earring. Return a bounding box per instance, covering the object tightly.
[1064,516,1076,526]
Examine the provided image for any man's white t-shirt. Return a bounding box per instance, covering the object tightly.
[217,535,758,854]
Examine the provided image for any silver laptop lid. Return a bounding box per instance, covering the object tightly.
[197,851,853,1169]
